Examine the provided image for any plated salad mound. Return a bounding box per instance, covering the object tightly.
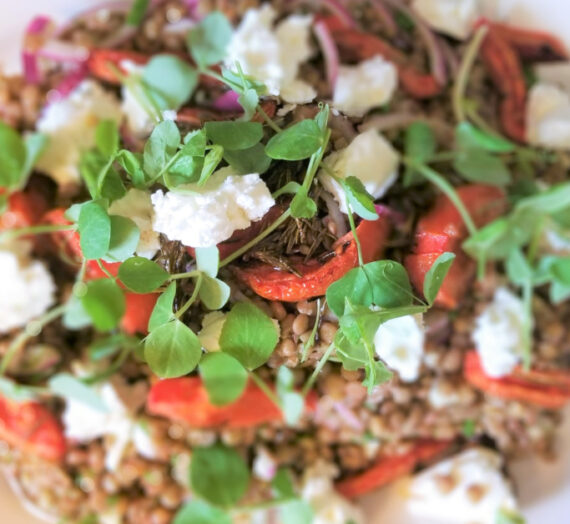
[1,0,570,523]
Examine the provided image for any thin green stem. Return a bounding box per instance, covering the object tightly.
[96,259,118,281]
[404,159,477,236]
[257,104,282,133]
[521,280,534,371]
[0,223,75,243]
[302,343,335,397]
[219,209,292,267]
[301,298,321,363]
[346,204,364,266]
[169,269,200,281]
[527,216,546,265]
[83,344,134,385]
[249,371,281,409]
[452,25,489,123]
[174,273,203,319]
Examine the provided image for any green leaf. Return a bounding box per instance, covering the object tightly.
[363,360,394,389]
[22,133,48,185]
[81,279,126,331]
[223,143,272,175]
[221,68,267,96]
[167,155,203,186]
[182,129,207,155]
[198,145,224,186]
[117,150,146,188]
[148,281,176,331]
[265,120,322,161]
[276,366,303,425]
[326,260,413,317]
[195,246,219,277]
[423,252,456,304]
[87,334,136,361]
[495,508,526,524]
[279,500,314,524]
[272,468,296,498]
[455,121,515,153]
[143,120,181,177]
[505,249,533,287]
[127,0,150,26]
[190,444,250,508]
[187,12,233,68]
[550,281,570,303]
[144,319,202,378]
[290,187,317,219]
[104,215,140,262]
[462,217,528,261]
[78,201,112,260]
[273,181,301,199]
[0,122,26,188]
[238,88,259,121]
[95,119,119,157]
[199,352,248,406]
[219,302,279,370]
[0,378,35,402]
[515,182,570,216]
[173,501,231,524]
[550,257,570,286]
[199,276,230,310]
[48,373,107,411]
[142,54,198,109]
[343,176,379,220]
[63,294,92,330]
[118,256,170,293]
[205,121,263,151]
[461,419,476,438]
[404,122,436,186]
[453,150,511,186]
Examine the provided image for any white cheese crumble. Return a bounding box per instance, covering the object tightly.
[374,314,425,383]
[35,80,121,188]
[62,382,157,471]
[407,447,519,524]
[412,0,481,40]
[0,241,55,334]
[108,188,160,259]
[472,287,526,378]
[302,461,364,524]
[333,56,398,117]
[252,446,278,481]
[318,129,399,214]
[428,379,462,409]
[151,169,275,248]
[224,5,316,104]
[526,82,570,149]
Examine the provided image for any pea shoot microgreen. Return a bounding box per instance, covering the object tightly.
[126,0,150,26]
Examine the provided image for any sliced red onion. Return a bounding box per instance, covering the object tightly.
[313,20,340,89]
[184,0,201,19]
[22,15,53,84]
[49,65,89,101]
[37,41,89,63]
[212,90,243,112]
[318,0,358,28]
[163,18,196,35]
[333,401,364,431]
[369,0,398,37]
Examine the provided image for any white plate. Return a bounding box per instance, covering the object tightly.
[1,1,569,522]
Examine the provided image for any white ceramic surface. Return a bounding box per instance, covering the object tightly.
[1,1,569,523]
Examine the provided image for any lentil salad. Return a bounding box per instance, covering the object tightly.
[0,1,570,523]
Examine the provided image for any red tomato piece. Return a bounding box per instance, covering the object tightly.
[121,292,158,335]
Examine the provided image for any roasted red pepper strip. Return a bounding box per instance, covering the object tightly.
[236,210,391,302]
[336,439,451,498]
[0,396,66,461]
[405,185,506,309]
[147,376,317,428]
[121,292,158,335]
[86,49,149,84]
[464,351,570,409]
[0,190,48,231]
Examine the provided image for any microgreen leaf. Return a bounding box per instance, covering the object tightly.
[127,0,150,26]
[63,294,92,330]
[182,129,207,155]
[204,121,263,151]
[495,508,526,524]
[238,88,259,121]
[271,468,296,498]
[279,500,314,524]
[223,143,272,175]
[219,303,279,370]
[103,215,140,262]
[144,319,202,378]
[48,373,107,411]
[290,186,317,219]
[173,500,231,524]
[142,55,198,109]
[143,120,181,177]
[221,68,267,95]
[195,246,219,278]
[403,122,435,185]
[81,279,126,331]
[95,119,119,157]
[423,252,456,304]
[87,334,137,361]
[273,181,301,199]
[453,150,511,186]
[343,176,379,220]
[0,378,35,402]
[190,444,250,508]
[455,122,515,153]
[505,249,533,287]
[148,281,176,331]
[199,276,230,310]
[22,132,48,185]
[0,122,26,188]
[78,201,111,260]
[362,360,393,389]
[117,150,146,188]
[118,256,170,293]
[276,366,304,426]
[187,12,233,68]
[198,145,224,186]
[199,352,248,406]
[265,120,322,161]
[514,182,570,216]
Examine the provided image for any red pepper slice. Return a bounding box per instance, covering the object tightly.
[336,439,451,498]
[405,185,506,309]
[86,49,149,84]
[0,190,48,231]
[464,350,570,409]
[147,376,316,428]
[0,396,66,462]
[236,210,391,302]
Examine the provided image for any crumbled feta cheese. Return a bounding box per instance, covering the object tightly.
[35,80,121,187]
[534,62,570,92]
[302,461,364,524]
[198,311,226,351]
[151,169,275,248]
[333,56,398,117]
[407,447,518,524]
[62,382,157,470]
[0,241,55,334]
[224,5,316,104]
[318,129,399,213]
[472,287,525,378]
[108,188,160,259]
[526,83,570,149]
[412,0,481,40]
[253,447,278,481]
[374,314,425,382]
[428,379,462,409]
